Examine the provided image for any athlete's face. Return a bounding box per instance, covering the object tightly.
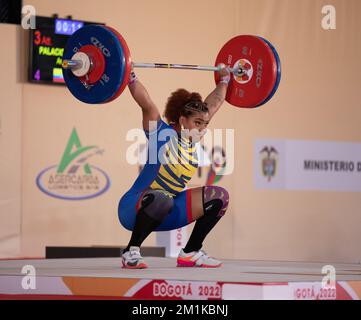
[179,112,210,142]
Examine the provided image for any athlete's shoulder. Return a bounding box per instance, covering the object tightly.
[144,118,176,138]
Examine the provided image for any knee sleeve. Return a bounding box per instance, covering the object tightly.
[139,189,174,222]
[203,186,229,217]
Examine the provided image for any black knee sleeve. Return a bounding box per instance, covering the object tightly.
[139,189,174,222]
[203,199,224,218]
[203,186,229,217]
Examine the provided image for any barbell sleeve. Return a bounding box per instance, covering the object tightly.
[62,59,83,69]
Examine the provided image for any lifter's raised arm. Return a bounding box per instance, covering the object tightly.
[128,70,160,131]
[204,64,230,120]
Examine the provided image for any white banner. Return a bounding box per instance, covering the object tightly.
[254,140,361,191]
[156,228,188,258]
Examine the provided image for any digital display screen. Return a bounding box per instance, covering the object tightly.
[55,19,84,36]
[29,16,101,85]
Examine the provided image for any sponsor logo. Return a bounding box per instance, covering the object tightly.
[260,146,278,181]
[36,128,110,200]
[256,139,361,191]
[255,59,263,88]
[292,283,337,300]
[206,145,227,185]
[304,160,360,172]
[233,58,253,84]
[152,281,222,300]
[91,37,111,57]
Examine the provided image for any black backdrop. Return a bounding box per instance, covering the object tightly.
[0,0,22,25]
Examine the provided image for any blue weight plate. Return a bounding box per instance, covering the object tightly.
[256,37,281,107]
[63,25,127,104]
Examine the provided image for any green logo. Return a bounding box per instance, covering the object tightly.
[36,128,110,200]
[57,128,96,174]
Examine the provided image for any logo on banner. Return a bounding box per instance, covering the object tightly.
[36,128,111,200]
[260,146,278,181]
[256,139,361,191]
[206,146,227,185]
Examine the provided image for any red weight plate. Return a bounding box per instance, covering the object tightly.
[103,26,132,103]
[78,45,106,84]
[215,35,278,108]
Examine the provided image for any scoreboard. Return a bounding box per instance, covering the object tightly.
[29,16,101,85]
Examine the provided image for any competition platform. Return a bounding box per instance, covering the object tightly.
[1,256,361,300]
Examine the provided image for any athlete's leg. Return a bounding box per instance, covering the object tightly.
[124,189,174,252]
[183,185,229,253]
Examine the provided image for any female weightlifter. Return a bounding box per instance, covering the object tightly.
[118,65,231,269]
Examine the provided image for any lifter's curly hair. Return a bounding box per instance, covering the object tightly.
[163,89,208,124]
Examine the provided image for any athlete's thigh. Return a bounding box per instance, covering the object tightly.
[156,187,204,231]
[186,186,204,221]
[118,189,146,231]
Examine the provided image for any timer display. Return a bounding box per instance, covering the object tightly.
[29,16,101,85]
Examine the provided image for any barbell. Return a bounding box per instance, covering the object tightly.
[62,25,281,107]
